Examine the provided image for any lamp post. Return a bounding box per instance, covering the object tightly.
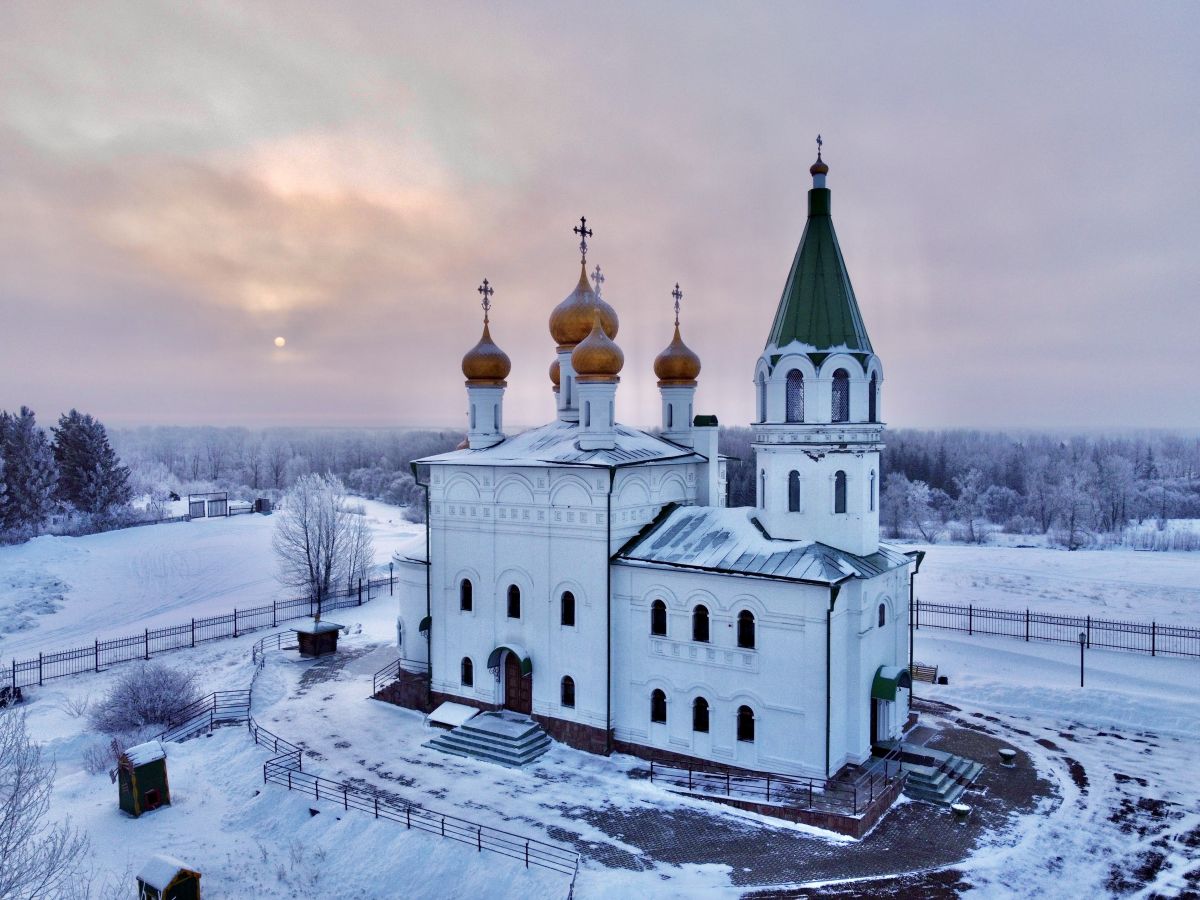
[1078,631,1086,687]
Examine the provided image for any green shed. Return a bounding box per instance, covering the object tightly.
[118,740,171,817]
[136,854,201,900]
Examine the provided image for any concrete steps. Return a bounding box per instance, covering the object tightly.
[425,710,551,768]
[901,748,983,806]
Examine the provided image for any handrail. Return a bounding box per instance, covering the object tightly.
[371,656,429,695]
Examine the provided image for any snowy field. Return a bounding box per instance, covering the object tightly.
[0,498,420,660]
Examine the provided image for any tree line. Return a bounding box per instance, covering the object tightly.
[0,407,131,543]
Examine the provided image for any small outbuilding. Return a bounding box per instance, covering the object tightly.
[290,617,344,657]
[118,740,171,817]
[136,854,201,900]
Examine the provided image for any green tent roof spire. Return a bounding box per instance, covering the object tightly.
[765,151,873,354]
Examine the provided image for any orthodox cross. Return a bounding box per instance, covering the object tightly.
[477,278,494,323]
[672,282,682,327]
[591,265,605,298]
[573,216,593,265]
[816,133,823,158]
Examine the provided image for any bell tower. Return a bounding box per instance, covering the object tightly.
[751,141,883,556]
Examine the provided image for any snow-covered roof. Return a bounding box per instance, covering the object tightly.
[617,506,912,585]
[417,419,705,469]
[137,854,195,889]
[124,739,166,767]
[427,701,479,729]
[392,534,428,565]
[289,618,343,634]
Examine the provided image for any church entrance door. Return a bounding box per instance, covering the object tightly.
[503,653,532,715]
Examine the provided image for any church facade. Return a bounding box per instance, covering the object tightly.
[393,151,916,779]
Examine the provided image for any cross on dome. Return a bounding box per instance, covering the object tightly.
[573,216,593,265]
[591,265,605,298]
[672,282,683,326]
[477,278,494,322]
[816,133,823,157]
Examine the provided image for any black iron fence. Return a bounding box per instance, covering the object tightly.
[912,599,1200,658]
[4,574,394,692]
[647,750,902,818]
[372,656,429,695]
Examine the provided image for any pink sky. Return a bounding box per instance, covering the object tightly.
[1,2,1197,430]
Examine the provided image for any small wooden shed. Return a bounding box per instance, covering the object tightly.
[290,618,344,657]
[136,854,201,900]
[118,740,171,817]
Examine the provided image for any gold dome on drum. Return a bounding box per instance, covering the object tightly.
[461,321,511,385]
[571,310,624,381]
[549,264,619,349]
[550,358,560,388]
[654,324,701,386]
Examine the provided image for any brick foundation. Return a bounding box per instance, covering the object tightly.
[372,670,432,713]
[533,715,610,755]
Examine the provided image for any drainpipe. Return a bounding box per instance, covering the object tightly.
[606,466,615,755]
[907,551,925,694]
[825,584,841,779]
[412,462,433,709]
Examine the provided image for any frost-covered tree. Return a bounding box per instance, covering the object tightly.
[274,473,375,613]
[89,663,200,734]
[952,468,989,544]
[0,408,57,537]
[50,410,131,519]
[0,709,89,900]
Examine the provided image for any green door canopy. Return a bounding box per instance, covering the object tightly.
[871,665,912,702]
[487,644,532,676]
[418,616,431,634]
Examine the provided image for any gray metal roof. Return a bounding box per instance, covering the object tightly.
[418,419,705,469]
[617,505,911,585]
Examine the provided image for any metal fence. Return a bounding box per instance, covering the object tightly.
[4,574,394,692]
[913,599,1200,658]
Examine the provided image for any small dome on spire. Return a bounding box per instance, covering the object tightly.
[572,310,623,381]
[809,156,828,176]
[549,358,560,388]
[654,325,701,385]
[462,321,511,384]
[549,264,619,348]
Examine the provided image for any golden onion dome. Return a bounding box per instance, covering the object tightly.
[461,321,511,384]
[571,310,624,381]
[549,358,560,388]
[549,264,619,349]
[810,154,829,176]
[654,324,702,385]
[455,436,469,450]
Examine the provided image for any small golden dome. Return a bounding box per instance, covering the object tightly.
[455,437,469,450]
[654,324,701,386]
[461,321,511,384]
[549,264,619,348]
[549,358,560,389]
[571,310,623,381]
[810,154,829,176]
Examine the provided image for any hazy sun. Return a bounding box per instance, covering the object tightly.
[274,336,286,348]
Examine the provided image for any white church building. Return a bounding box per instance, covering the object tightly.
[393,150,917,780]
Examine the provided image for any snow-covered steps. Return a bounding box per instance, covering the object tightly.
[425,710,552,768]
[901,749,983,806]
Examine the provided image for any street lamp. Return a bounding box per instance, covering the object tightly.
[1078,631,1086,687]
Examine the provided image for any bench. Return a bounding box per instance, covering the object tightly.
[910,662,939,683]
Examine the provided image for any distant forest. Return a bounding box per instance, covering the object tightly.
[107,424,1200,551]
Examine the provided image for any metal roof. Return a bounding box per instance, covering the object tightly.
[617,505,911,585]
[765,186,873,354]
[417,419,705,469]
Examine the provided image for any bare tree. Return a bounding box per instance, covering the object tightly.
[274,474,374,616]
[0,710,89,900]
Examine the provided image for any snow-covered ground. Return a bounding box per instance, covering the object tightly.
[0,498,420,660]
[909,542,1200,621]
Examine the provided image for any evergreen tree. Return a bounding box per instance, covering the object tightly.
[51,409,131,518]
[0,407,58,535]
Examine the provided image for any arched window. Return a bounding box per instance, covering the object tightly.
[869,373,878,423]
[507,584,521,619]
[786,370,805,423]
[737,610,756,649]
[650,599,667,636]
[560,676,575,708]
[470,404,476,430]
[737,705,755,742]
[651,689,667,723]
[494,405,499,431]
[584,401,591,427]
[787,470,801,512]
[832,369,850,423]
[878,602,887,628]
[692,605,710,643]
[834,470,847,514]
[667,405,673,429]
[756,373,767,422]
[869,470,877,512]
[692,697,710,733]
[759,470,766,509]
[459,579,473,612]
[561,591,576,627]
[461,657,474,687]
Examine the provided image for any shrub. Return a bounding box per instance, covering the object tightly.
[89,663,201,734]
